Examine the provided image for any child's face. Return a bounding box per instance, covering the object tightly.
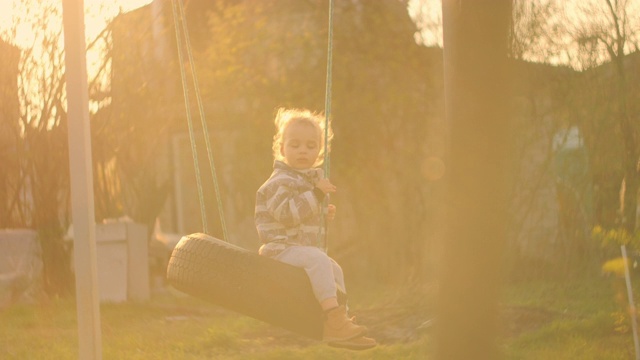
[281,121,321,169]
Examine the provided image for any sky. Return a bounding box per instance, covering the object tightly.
[0,0,153,46]
[0,0,153,112]
[1,0,637,75]
[407,0,442,47]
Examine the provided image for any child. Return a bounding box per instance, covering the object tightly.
[255,108,376,350]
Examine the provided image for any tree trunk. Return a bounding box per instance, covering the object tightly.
[39,225,72,297]
[437,1,512,360]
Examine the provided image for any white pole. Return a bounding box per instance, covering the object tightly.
[61,0,102,359]
[621,245,640,360]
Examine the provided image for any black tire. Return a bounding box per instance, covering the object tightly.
[166,233,323,340]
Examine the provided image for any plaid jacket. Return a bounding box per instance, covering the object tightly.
[255,161,326,257]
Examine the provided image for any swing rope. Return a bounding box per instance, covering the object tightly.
[323,0,334,180]
[320,0,335,252]
[170,0,229,241]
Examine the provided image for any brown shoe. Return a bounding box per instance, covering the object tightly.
[328,336,378,350]
[323,305,367,342]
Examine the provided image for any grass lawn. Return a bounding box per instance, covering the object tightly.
[502,273,637,360]
[1,274,637,359]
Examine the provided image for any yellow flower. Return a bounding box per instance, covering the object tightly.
[602,257,627,278]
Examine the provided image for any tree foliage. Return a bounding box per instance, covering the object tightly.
[0,0,114,296]
[8,0,638,291]
[0,0,73,296]
[565,0,640,234]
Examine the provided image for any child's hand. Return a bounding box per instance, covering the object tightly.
[327,204,336,221]
[315,178,337,195]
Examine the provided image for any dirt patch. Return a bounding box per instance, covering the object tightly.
[156,292,564,346]
[238,302,433,347]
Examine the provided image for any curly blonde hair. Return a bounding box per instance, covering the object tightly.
[272,107,333,167]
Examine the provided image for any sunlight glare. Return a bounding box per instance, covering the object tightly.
[0,0,154,117]
[0,0,154,46]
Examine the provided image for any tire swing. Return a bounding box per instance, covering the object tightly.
[168,233,323,339]
[165,0,337,340]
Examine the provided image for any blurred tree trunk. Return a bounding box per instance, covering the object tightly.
[437,1,512,359]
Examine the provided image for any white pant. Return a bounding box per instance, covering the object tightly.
[274,245,346,303]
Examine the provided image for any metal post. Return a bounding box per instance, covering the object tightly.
[621,245,640,360]
[437,1,512,359]
[61,0,102,359]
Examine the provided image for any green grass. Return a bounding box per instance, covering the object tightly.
[503,313,633,359]
[1,275,638,359]
[0,290,430,359]
[502,274,638,359]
